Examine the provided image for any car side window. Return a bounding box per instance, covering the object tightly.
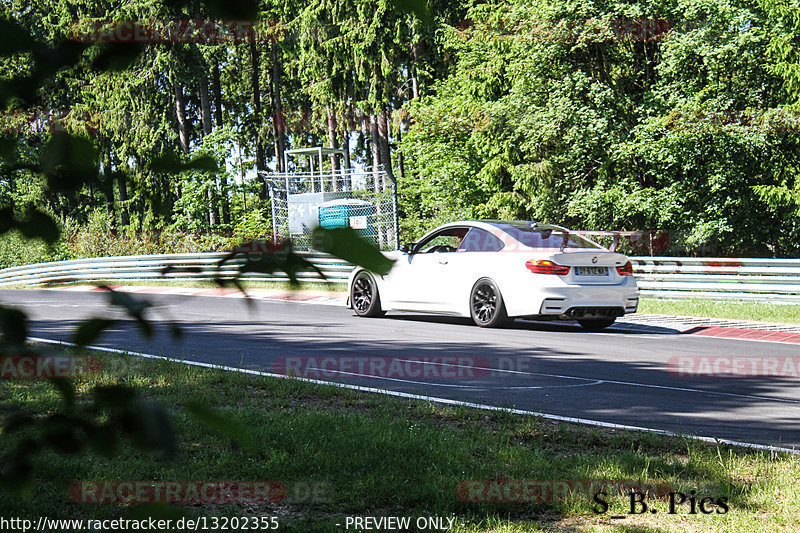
[415,228,469,253]
[458,228,505,252]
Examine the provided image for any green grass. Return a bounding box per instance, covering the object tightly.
[2,349,799,531]
[639,298,800,324]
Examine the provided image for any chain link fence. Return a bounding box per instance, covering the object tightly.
[263,167,399,251]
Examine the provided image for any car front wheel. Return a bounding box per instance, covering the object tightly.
[351,271,385,317]
[470,278,510,328]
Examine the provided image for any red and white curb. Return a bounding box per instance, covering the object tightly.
[617,314,800,344]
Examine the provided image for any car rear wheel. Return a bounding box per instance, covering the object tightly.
[577,318,616,331]
[351,271,385,317]
[470,278,510,328]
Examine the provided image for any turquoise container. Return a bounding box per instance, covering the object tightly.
[318,199,377,241]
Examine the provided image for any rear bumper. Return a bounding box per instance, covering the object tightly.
[537,292,639,316]
[503,276,639,318]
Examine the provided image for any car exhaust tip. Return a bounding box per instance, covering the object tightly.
[563,307,625,319]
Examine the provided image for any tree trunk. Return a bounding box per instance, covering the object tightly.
[370,112,385,247]
[410,20,423,99]
[174,83,189,153]
[250,40,267,199]
[199,69,219,226]
[174,81,189,204]
[212,60,230,225]
[327,106,340,190]
[370,113,380,174]
[118,170,129,226]
[379,109,393,189]
[102,151,115,226]
[396,122,405,181]
[199,75,212,137]
[212,61,223,127]
[271,43,286,173]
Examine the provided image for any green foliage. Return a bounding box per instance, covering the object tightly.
[0,230,54,268]
[231,208,272,245]
[399,0,800,256]
[760,0,800,103]
[0,0,398,508]
[171,128,233,232]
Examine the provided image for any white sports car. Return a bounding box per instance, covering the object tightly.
[347,220,639,329]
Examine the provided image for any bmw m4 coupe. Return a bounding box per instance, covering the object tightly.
[348,220,639,329]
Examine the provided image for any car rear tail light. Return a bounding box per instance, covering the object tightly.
[525,260,570,275]
[616,261,634,276]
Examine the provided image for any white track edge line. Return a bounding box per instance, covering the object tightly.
[28,336,800,455]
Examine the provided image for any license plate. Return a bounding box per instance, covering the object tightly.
[575,266,608,276]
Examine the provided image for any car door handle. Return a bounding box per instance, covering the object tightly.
[438,260,448,265]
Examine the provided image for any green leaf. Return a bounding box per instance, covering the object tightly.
[151,153,218,173]
[0,207,13,234]
[89,43,145,71]
[84,424,118,458]
[100,285,151,315]
[40,133,99,193]
[185,401,253,450]
[49,378,75,407]
[98,286,154,338]
[0,459,34,499]
[0,306,28,346]
[118,400,178,457]
[311,227,394,275]
[213,277,250,302]
[93,384,137,408]
[391,0,429,20]
[237,250,323,285]
[0,77,42,107]
[41,414,81,453]
[17,210,60,244]
[3,415,35,434]
[167,322,183,341]
[0,18,38,55]
[72,318,117,347]
[201,0,259,19]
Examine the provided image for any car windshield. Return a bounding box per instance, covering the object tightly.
[488,222,603,250]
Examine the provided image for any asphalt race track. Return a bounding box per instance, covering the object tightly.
[3,289,800,450]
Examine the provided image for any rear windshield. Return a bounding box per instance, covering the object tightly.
[491,223,603,250]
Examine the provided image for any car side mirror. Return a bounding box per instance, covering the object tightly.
[400,242,415,254]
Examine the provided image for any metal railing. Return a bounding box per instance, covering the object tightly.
[0,252,352,287]
[631,257,800,302]
[2,254,800,302]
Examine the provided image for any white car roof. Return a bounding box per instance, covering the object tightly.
[423,220,570,236]
[413,220,602,251]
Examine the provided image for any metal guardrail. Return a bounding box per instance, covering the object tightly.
[631,257,800,302]
[1,254,800,302]
[0,252,352,287]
